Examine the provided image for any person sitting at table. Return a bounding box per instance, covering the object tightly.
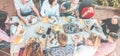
[14,0,41,25]
[101,15,120,35]
[0,11,21,43]
[79,0,94,13]
[60,0,79,17]
[80,4,95,19]
[22,38,44,56]
[19,37,37,56]
[94,32,119,56]
[40,0,60,18]
[74,33,101,56]
[45,33,74,56]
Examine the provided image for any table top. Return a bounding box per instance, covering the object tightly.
[10,15,106,49]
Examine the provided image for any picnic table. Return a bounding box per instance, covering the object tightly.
[10,15,106,54]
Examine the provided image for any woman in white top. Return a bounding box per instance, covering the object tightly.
[74,33,101,56]
[14,0,41,25]
[40,0,60,18]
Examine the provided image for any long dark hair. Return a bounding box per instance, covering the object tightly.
[0,11,8,31]
[48,0,55,5]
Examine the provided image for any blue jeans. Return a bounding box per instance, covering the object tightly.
[0,41,10,49]
[21,11,33,16]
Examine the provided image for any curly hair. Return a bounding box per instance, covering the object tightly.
[23,41,43,56]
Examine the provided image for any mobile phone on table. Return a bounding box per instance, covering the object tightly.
[46,27,51,35]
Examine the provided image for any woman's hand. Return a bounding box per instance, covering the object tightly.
[25,22,30,26]
[15,25,22,35]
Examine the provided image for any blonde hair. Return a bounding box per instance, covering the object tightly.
[88,33,101,48]
[88,33,96,43]
[58,33,68,46]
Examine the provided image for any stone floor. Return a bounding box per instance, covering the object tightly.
[0,0,120,56]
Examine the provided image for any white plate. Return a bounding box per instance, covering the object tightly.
[26,15,38,25]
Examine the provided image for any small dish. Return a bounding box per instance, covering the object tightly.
[27,16,38,25]
[52,23,63,33]
[83,25,90,32]
[36,26,45,35]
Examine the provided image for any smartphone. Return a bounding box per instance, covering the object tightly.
[90,25,95,30]
[46,27,51,35]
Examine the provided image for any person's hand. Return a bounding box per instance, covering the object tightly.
[73,35,80,47]
[106,28,110,33]
[25,22,30,26]
[15,25,22,35]
[99,20,104,25]
[74,40,78,47]
[38,17,42,21]
[74,10,79,17]
[21,19,26,24]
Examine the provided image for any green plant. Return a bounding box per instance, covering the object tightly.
[108,0,114,6]
[102,0,109,6]
[95,0,103,5]
[112,0,120,8]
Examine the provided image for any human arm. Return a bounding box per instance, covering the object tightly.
[81,11,89,18]
[81,7,90,18]
[16,10,30,26]
[14,0,27,24]
[40,1,47,17]
[56,4,60,19]
[30,0,41,20]
[94,35,101,48]
[101,19,111,34]
[81,7,94,19]
[0,25,21,42]
[73,35,84,53]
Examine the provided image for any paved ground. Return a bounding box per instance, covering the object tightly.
[0,0,120,56]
